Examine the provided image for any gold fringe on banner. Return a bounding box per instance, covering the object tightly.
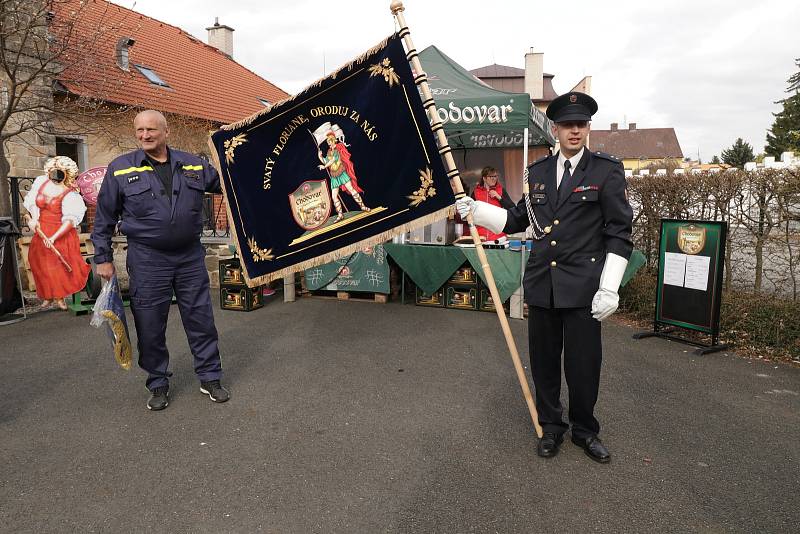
[207,31,455,289]
[243,206,453,287]
[206,137,454,288]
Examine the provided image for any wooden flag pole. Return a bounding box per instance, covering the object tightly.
[390,0,542,438]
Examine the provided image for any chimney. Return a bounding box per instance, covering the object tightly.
[524,47,544,100]
[629,123,637,131]
[115,37,135,71]
[610,123,618,132]
[206,18,234,58]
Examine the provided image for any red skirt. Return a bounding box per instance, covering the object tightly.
[28,220,90,299]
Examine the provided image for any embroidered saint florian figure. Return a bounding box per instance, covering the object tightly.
[315,126,370,222]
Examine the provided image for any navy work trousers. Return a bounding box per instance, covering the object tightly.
[127,241,222,390]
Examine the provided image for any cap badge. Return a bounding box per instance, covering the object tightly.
[569,95,577,103]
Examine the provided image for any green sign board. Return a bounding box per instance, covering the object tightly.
[635,219,728,354]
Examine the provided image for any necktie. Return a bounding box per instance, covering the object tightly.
[558,160,571,201]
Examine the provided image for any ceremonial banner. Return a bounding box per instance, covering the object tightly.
[209,34,454,286]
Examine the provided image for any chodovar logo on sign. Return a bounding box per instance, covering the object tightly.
[434,101,514,125]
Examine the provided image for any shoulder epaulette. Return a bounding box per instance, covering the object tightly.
[530,154,553,167]
[593,151,622,163]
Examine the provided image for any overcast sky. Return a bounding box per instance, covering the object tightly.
[123,0,799,162]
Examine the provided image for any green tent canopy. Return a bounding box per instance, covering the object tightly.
[418,45,556,149]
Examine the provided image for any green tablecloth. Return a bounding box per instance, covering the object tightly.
[384,244,645,302]
[384,244,528,302]
[304,244,390,293]
[621,249,646,288]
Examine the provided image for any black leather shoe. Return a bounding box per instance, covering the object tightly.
[200,380,230,403]
[571,435,611,463]
[537,432,564,458]
[147,386,169,411]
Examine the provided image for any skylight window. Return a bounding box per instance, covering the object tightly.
[135,65,169,87]
[258,98,271,106]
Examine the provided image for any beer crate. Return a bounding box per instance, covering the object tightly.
[447,263,478,286]
[219,258,246,287]
[220,285,264,311]
[445,285,478,311]
[415,286,445,307]
[478,287,509,313]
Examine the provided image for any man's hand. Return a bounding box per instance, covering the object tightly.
[96,262,115,280]
[591,289,619,321]
[455,196,476,219]
[455,197,508,234]
[591,253,629,321]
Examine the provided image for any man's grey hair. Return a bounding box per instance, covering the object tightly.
[134,109,168,128]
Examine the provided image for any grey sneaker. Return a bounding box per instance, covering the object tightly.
[200,380,230,403]
[147,386,169,411]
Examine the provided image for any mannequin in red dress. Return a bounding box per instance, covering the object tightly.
[23,157,90,310]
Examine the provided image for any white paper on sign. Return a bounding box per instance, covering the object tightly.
[663,252,687,287]
[684,255,711,291]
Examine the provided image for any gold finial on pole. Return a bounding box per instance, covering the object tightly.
[390,1,404,14]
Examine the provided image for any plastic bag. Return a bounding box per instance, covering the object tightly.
[90,275,133,370]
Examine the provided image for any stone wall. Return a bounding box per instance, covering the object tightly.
[6,131,55,179]
[106,240,235,290]
[203,242,236,289]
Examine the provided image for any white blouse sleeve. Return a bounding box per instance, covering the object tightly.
[61,190,88,227]
[22,175,48,225]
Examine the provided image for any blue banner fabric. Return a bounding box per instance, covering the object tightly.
[209,34,454,286]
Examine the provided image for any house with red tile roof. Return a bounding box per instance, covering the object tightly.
[8,0,288,180]
[588,123,684,174]
[6,0,289,239]
[470,48,592,113]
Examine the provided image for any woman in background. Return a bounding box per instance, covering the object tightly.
[23,156,90,310]
[471,166,515,241]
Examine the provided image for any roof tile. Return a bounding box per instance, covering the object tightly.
[54,0,288,124]
[589,127,683,159]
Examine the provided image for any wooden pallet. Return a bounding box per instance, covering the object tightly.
[303,289,388,303]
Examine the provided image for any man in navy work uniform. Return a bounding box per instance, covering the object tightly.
[92,109,230,411]
[457,92,633,463]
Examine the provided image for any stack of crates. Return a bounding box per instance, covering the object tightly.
[414,263,509,312]
[444,263,479,311]
[219,257,264,312]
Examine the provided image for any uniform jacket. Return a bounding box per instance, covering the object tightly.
[504,150,633,308]
[91,148,221,264]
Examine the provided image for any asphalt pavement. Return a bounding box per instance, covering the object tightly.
[1,293,797,533]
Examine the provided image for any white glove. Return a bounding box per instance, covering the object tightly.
[455,196,476,219]
[454,197,508,234]
[591,252,629,321]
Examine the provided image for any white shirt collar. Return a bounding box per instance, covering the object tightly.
[558,147,584,173]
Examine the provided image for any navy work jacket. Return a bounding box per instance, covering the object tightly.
[91,148,221,264]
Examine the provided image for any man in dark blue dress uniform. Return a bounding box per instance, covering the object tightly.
[457,92,633,463]
[92,110,230,411]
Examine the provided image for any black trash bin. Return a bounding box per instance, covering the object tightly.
[0,217,23,318]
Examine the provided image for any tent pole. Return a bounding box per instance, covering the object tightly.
[390,0,543,439]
